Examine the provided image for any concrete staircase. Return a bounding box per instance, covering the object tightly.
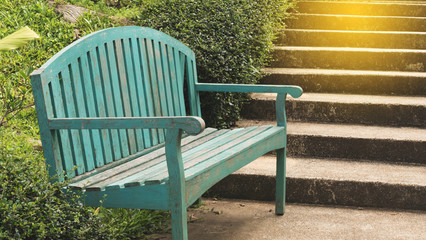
[209,0,426,210]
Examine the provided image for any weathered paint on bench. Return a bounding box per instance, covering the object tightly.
[31,27,302,240]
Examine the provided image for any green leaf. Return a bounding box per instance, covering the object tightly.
[0,26,40,51]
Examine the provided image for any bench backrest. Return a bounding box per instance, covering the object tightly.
[31,27,202,180]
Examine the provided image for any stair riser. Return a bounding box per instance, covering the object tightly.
[206,175,426,210]
[261,73,426,96]
[287,135,425,164]
[287,14,426,32]
[242,100,425,127]
[271,49,425,72]
[295,1,426,17]
[278,30,426,49]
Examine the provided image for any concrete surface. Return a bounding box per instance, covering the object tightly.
[261,68,426,96]
[242,92,426,127]
[206,156,426,210]
[147,199,426,240]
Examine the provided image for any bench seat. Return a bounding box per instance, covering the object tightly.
[69,126,285,208]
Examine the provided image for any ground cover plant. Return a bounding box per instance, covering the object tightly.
[1,0,296,238]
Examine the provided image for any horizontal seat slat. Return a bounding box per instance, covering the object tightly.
[72,126,284,191]
[141,126,274,185]
[70,128,224,190]
[121,127,259,187]
[104,128,241,189]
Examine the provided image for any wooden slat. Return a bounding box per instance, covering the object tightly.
[138,38,157,147]
[144,126,273,184]
[131,38,150,149]
[71,61,95,171]
[167,45,182,116]
[184,127,285,179]
[51,74,75,177]
[98,43,122,161]
[186,57,200,117]
[174,50,186,115]
[153,40,168,117]
[81,52,106,167]
[115,39,137,155]
[103,129,228,190]
[71,128,223,190]
[89,48,113,164]
[160,42,175,116]
[123,38,145,151]
[120,127,253,187]
[61,67,85,174]
[112,128,233,189]
[106,41,130,157]
[146,39,163,144]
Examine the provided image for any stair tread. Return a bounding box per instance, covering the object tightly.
[236,155,426,186]
[282,28,426,35]
[251,92,426,106]
[294,13,426,19]
[274,46,426,53]
[263,68,426,77]
[237,120,426,141]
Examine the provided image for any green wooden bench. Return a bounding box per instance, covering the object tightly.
[30,27,302,240]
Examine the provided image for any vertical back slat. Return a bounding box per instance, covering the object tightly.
[61,67,85,174]
[174,50,186,115]
[153,40,168,117]
[51,74,75,177]
[186,57,200,117]
[167,46,182,116]
[98,44,122,161]
[123,38,145,152]
[70,61,96,171]
[115,39,137,154]
[89,48,113,164]
[44,82,65,179]
[132,38,151,149]
[139,38,157,147]
[146,39,164,143]
[81,53,106,167]
[106,41,130,157]
[161,42,175,116]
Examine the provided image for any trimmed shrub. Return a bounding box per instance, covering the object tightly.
[139,0,296,128]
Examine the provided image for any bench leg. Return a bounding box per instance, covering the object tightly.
[276,147,286,215]
[171,202,188,240]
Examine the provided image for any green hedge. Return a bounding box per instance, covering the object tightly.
[139,0,295,128]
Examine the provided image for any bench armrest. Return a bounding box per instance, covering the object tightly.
[48,116,205,135]
[195,83,303,126]
[195,83,303,98]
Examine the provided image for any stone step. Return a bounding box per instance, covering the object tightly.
[271,47,426,72]
[294,1,426,17]
[277,29,426,49]
[242,93,426,127]
[207,155,426,210]
[261,68,426,96]
[286,14,426,31]
[237,120,426,164]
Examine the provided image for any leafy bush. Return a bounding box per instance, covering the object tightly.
[139,0,295,128]
[0,127,110,240]
[0,0,75,126]
[1,1,169,239]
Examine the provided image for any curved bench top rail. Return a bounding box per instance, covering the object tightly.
[37,27,195,81]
